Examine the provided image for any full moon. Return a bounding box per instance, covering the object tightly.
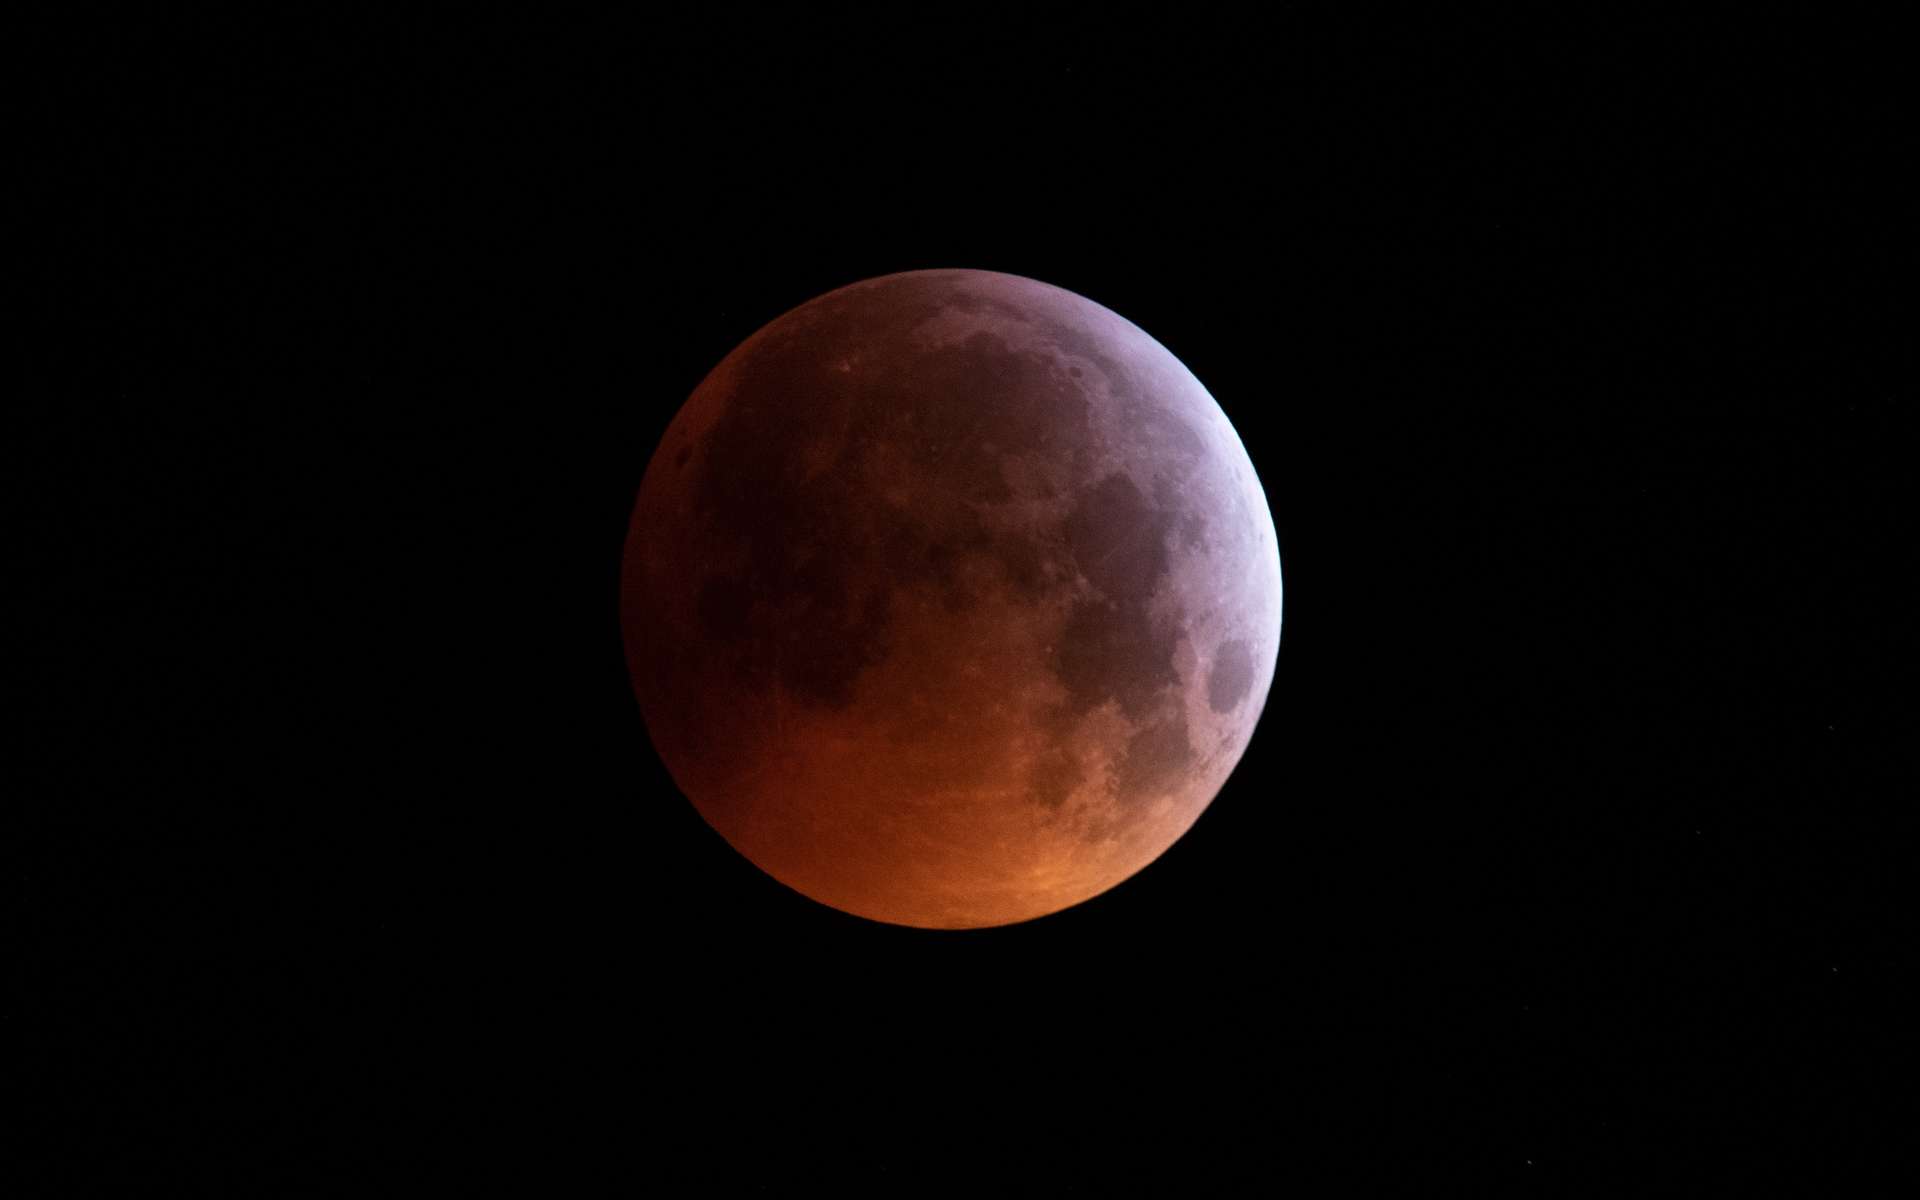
[622,269,1282,928]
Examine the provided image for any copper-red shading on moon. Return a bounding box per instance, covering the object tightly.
[622,269,1282,928]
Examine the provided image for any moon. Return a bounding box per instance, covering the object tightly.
[622,269,1282,928]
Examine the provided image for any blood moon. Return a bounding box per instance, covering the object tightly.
[622,269,1281,928]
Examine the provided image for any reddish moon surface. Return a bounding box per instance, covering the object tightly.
[622,269,1282,928]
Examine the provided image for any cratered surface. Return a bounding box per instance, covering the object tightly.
[623,269,1282,928]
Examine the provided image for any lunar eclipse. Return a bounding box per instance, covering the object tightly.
[622,269,1281,928]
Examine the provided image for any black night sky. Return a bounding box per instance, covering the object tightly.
[25,11,1905,1190]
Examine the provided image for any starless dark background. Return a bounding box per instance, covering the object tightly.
[21,10,1907,1190]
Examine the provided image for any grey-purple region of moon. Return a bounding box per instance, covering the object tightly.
[622,269,1282,928]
